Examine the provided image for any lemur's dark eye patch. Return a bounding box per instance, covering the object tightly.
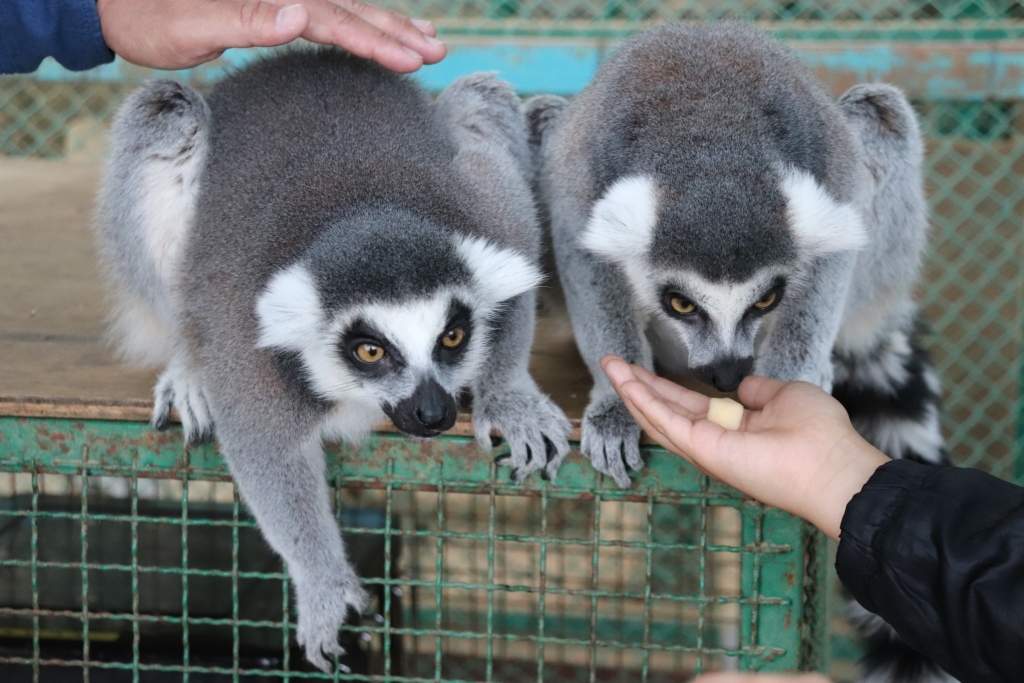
[441,327,465,348]
[661,288,700,319]
[340,319,404,374]
[753,291,776,309]
[748,277,786,315]
[435,301,473,363]
[670,296,697,315]
[356,343,386,363]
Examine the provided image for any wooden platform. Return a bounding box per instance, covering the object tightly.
[0,159,593,436]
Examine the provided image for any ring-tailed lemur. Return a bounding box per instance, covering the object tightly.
[529,23,952,683]
[96,50,570,671]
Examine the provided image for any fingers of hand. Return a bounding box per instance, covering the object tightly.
[290,0,445,70]
[203,1,310,51]
[603,357,730,479]
[599,355,635,385]
[334,0,446,62]
[275,0,420,71]
[601,357,712,417]
[631,364,713,415]
[617,390,713,477]
[617,381,695,452]
[736,375,788,410]
[411,18,437,37]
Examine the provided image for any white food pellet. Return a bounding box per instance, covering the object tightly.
[707,397,744,431]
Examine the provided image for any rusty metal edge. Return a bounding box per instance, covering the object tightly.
[0,400,586,440]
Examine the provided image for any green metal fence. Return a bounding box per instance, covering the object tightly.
[1,3,1023,681]
[0,418,824,681]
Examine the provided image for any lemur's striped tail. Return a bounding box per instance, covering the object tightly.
[833,321,947,467]
[832,320,956,683]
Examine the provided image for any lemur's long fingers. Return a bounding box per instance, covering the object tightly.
[623,438,644,472]
[152,375,174,431]
[474,418,495,451]
[590,439,631,489]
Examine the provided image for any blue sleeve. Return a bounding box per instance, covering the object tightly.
[0,0,116,74]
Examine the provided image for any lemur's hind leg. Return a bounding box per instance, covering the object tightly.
[835,84,956,683]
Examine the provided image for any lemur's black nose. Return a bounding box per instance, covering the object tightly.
[693,357,754,394]
[416,401,448,428]
[413,379,453,429]
[384,378,457,437]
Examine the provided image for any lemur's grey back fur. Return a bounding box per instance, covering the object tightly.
[532,24,952,683]
[97,50,569,672]
[832,84,947,469]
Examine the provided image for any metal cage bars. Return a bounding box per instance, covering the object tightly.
[0,417,821,681]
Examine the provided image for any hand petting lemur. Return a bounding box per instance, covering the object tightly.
[96,0,446,71]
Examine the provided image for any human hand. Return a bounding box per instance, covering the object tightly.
[601,356,888,540]
[96,0,447,72]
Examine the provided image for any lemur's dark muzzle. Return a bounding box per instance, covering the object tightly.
[692,357,754,394]
[384,378,457,437]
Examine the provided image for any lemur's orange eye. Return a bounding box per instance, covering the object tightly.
[753,291,777,310]
[441,327,465,348]
[669,296,696,315]
[356,343,386,363]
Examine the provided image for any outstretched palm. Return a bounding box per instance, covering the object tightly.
[600,355,888,540]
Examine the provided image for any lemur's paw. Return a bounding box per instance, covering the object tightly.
[295,569,370,673]
[474,385,571,483]
[151,361,214,446]
[581,397,643,489]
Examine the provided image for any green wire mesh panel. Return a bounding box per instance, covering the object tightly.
[277,0,1024,38]
[0,417,823,681]
[917,101,1024,479]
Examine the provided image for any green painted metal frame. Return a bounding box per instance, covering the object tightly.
[0,415,824,679]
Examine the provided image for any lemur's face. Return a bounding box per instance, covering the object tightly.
[581,171,866,393]
[255,233,541,438]
[654,268,788,392]
[318,292,486,437]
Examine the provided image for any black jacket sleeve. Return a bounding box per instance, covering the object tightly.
[836,459,1024,683]
[0,0,115,74]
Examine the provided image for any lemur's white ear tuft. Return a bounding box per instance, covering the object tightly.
[255,263,324,351]
[456,236,543,304]
[579,175,659,263]
[781,168,868,256]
